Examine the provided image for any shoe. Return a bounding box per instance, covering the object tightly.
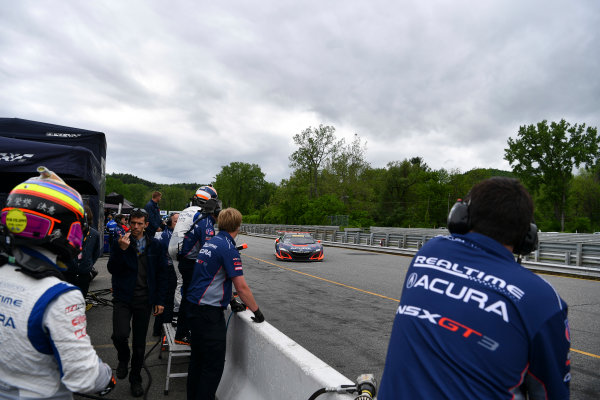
[174,335,191,346]
[116,362,128,379]
[130,381,144,397]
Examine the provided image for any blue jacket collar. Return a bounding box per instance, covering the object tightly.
[452,232,515,262]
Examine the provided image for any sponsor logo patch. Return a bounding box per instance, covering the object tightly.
[71,315,86,326]
[65,303,85,314]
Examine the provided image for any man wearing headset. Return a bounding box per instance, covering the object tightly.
[174,186,220,345]
[379,177,570,400]
[0,167,115,399]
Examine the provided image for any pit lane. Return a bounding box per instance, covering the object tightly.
[81,234,599,399]
[239,234,600,399]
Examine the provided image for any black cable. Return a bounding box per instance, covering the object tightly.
[308,388,328,400]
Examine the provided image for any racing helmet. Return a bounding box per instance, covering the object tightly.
[0,166,85,266]
[192,185,218,206]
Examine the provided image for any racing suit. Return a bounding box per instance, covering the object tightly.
[379,233,570,400]
[0,254,112,399]
[168,206,201,313]
[175,212,215,340]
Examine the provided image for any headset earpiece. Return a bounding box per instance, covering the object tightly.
[513,223,538,255]
[447,200,470,234]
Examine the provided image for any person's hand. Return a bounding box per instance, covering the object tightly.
[118,232,131,250]
[230,297,246,313]
[157,227,163,232]
[98,374,116,396]
[251,308,265,323]
[153,305,164,316]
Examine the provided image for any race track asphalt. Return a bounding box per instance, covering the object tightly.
[78,234,600,399]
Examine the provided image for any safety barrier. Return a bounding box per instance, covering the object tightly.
[217,310,356,400]
[241,224,600,278]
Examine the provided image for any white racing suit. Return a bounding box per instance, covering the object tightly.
[0,263,112,399]
[168,205,201,311]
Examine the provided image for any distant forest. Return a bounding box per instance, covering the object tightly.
[107,120,600,233]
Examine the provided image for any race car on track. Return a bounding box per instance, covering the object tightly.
[274,232,324,261]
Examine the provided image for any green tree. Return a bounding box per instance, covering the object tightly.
[505,119,599,231]
[378,157,434,226]
[569,169,600,232]
[289,124,343,198]
[214,162,274,214]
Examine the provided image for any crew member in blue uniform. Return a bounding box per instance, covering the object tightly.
[185,207,264,400]
[175,185,219,344]
[379,177,570,399]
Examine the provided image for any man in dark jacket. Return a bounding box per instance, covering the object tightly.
[108,208,168,397]
[144,191,164,238]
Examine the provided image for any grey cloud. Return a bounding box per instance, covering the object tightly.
[0,0,598,183]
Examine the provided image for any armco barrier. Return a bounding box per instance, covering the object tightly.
[217,310,356,400]
[241,224,600,278]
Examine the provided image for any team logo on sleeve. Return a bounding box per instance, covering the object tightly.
[233,257,243,271]
[565,319,571,342]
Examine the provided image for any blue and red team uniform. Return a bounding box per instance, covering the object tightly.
[187,230,243,307]
[175,212,216,341]
[185,230,244,399]
[379,232,570,400]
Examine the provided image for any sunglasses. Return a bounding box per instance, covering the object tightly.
[131,208,148,214]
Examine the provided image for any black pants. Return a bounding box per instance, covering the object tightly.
[187,304,226,400]
[153,264,177,335]
[112,297,152,383]
[63,271,92,298]
[175,257,195,339]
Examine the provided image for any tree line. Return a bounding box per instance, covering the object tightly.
[106,119,600,233]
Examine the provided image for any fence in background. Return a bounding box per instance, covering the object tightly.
[241,224,600,278]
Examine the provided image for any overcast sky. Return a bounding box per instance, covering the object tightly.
[1,1,598,185]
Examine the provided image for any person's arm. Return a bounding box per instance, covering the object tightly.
[90,229,102,266]
[525,308,571,400]
[231,275,258,312]
[107,234,136,275]
[44,289,113,393]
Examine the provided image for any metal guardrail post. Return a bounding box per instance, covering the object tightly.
[576,243,582,266]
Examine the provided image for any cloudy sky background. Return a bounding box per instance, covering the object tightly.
[1,1,598,184]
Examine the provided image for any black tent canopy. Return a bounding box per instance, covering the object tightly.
[0,136,100,194]
[0,118,107,228]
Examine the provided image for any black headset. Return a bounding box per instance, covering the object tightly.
[447,199,538,255]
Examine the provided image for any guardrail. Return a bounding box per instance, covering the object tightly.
[217,309,356,400]
[241,224,600,278]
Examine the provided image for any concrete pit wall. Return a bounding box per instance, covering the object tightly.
[217,309,356,400]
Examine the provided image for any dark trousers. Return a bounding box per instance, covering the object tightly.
[63,271,92,298]
[187,304,226,400]
[112,297,152,383]
[175,257,195,339]
[153,265,177,335]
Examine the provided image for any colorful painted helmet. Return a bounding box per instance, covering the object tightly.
[1,166,85,264]
[192,185,218,206]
